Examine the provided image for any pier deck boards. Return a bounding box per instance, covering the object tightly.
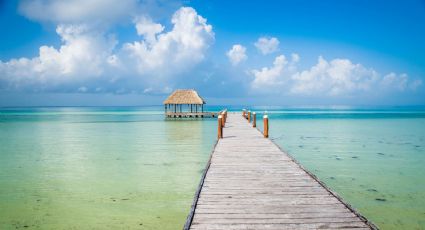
[186,113,375,230]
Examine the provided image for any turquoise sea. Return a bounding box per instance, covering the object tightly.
[1,106,424,229]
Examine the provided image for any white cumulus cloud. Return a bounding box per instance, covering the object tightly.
[290,56,380,96]
[251,54,299,92]
[18,0,139,25]
[226,44,247,66]
[121,7,214,76]
[254,37,279,55]
[0,24,117,90]
[0,6,214,93]
[250,54,422,96]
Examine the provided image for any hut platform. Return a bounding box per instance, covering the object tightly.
[166,112,217,118]
[184,113,376,230]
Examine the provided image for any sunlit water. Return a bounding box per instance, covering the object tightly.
[1,106,424,229]
[0,107,217,229]
[254,107,425,229]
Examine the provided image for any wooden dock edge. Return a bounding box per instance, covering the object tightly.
[183,121,378,230]
[183,140,219,230]
[256,126,379,230]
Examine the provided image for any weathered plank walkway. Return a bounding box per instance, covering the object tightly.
[185,113,376,230]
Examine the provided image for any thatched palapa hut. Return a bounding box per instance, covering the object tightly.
[163,89,214,118]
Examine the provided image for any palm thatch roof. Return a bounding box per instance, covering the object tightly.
[163,89,206,105]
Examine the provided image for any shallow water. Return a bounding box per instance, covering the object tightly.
[0,107,216,229]
[254,107,425,229]
[1,106,424,229]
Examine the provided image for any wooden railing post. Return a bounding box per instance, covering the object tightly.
[248,111,251,123]
[218,115,223,139]
[253,112,256,127]
[221,112,225,127]
[263,115,269,138]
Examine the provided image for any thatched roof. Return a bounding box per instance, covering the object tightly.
[163,89,206,105]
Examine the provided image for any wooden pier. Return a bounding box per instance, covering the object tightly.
[184,113,376,230]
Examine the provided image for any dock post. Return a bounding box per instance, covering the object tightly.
[218,115,223,139]
[253,112,256,127]
[242,109,246,118]
[221,112,225,127]
[248,111,251,123]
[263,115,269,138]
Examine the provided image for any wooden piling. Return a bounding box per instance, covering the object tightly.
[253,112,256,127]
[248,111,251,123]
[221,112,225,127]
[263,115,269,138]
[218,115,223,139]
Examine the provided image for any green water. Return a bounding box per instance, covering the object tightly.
[254,108,425,229]
[0,107,216,229]
[1,107,425,229]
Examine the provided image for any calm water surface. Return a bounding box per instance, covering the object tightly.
[254,107,425,229]
[1,106,424,229]
[0,107,216,229]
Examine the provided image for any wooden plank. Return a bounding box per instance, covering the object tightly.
[190,223,369,230]
[184,113,376,230]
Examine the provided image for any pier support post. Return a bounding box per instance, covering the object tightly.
[253,112,256,127]
[218,115,223,139]
[221,112,225,127]
[263,115,269,138]
[248,111,251,123]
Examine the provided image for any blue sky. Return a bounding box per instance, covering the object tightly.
[0,0,424,106]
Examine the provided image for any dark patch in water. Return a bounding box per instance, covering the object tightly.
[121,198,129,201]
[329,177,335,180]
[415,145,421,148]
[352,156,358,159]
[377,152,385,156]
[375,198,386,202]
[367,189,378,192]
[336,157,342,160]
[298,145,304,148]
[362,144,366,148]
